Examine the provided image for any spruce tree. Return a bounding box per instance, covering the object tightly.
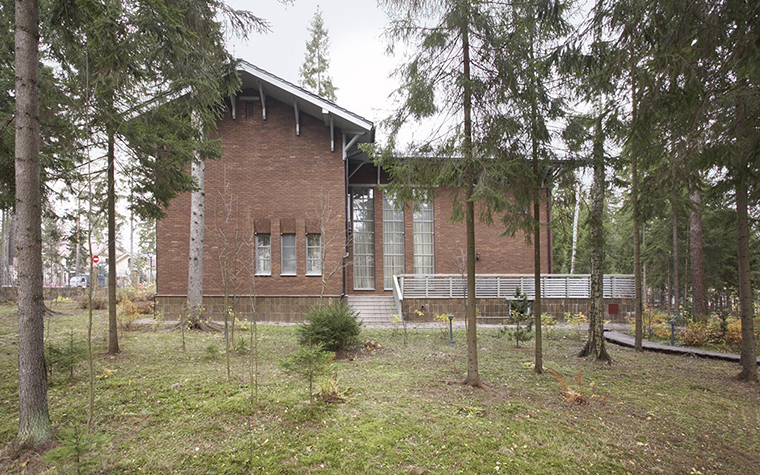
[14,0,54,449]
[300,7,337,101]
[377,0,515,388]
[485,0,571,374]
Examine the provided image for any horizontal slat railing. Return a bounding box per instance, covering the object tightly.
[398,274,634,300]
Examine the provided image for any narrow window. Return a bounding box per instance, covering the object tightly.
[255,234,271,276]
[352,188,375,289]
[413,199,434,274]
[281,234,296,275]
[306,233,321,276]
[383,195,404,289]
[245,101,255,117]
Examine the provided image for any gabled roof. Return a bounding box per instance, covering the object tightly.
[236,60,375,144]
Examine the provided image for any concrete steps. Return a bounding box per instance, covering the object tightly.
[346,295,396,326]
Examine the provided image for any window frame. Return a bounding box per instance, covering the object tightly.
[255,233,271,276]
[352,188,375,290]
[280,233,297,276]
[413,199,434,275]
[383,195,405,290]
[306,233,322,276]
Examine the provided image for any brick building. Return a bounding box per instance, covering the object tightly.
[156,61,554,323]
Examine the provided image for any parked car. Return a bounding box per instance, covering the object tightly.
[69,274,89,287]
[68,274,106,288]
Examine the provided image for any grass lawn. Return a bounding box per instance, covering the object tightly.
[1,300,759,474]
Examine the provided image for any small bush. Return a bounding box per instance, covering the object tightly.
[43,423,108,474]
[77,290,107,310]
[680,321,711,347]
[204,343,220,360]
[235,336,248,353]
[281,343,335,415]
[117,297,140,330]
[565,311,588,340]
[651,322,673,341]
[46,331,87,381]
[681,315,760,349]
[433,313,451,341]
[297,303,362,352]
[500,288,533,347]
[542,313,558,339]
[117,286,156,314]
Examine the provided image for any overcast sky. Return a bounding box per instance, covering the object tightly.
[225,0,399,135]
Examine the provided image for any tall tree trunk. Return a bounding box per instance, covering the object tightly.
[187,158,206,326]
[0,211,4,286]
[570,181,580,274]
[107,131,119,354]
[631,75,643,351]
[632,155,642,351]
[735,180,757,382]
[130,204,135,286]
[579,0,611,363]
[528,12,543,374]
[14,0,54,449]
[532,183,543,372]
[8,212,15,284]
[579,113,611,363]
[75,200,81,273]
[1,210,7,286]
[666,259,671,311]
[671,198,679,317]
[464,183,480,386]
[689,184,708,322]
[642,223,647,306]
[460,6,481,388]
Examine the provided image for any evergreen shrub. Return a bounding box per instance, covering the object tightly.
[297,303,362,352]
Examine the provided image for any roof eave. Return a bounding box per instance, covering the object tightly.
[236,60,374,140]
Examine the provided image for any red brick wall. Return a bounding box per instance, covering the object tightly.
[345,186,549,295]
[158,98,550,300]
[158,97,346,298]
[429,188,548,275]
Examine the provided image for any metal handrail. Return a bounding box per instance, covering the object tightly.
[392,274,404,317]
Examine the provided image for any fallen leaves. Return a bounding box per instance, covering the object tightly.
[547,368,607,405]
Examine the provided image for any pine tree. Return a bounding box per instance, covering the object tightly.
[300,7,337,101]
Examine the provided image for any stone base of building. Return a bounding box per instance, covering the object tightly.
[157,294,630,324]
[156,295,341,323]
[402,297,633,324]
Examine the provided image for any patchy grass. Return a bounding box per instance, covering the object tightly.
[1,301,759,474]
